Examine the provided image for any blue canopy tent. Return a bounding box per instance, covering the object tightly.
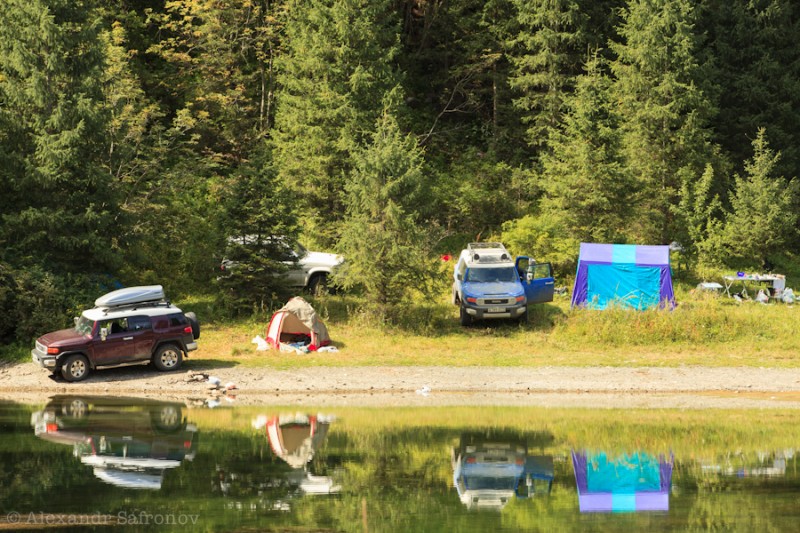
[571,451,674,513]
[570,243,675,310]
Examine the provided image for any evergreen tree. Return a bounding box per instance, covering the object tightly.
[700,0,800,180]
[0,0,118,274]
[217,151,300,313]
[272,0,401,247]
[503,54,630,271]
[538,54,630,244]
[678,164,724,264]
[509,0,585,148]
[610,0,717,245]
[714,129,798,268]
[335,94,437,320]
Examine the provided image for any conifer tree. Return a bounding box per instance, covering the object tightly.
[0,0,118,273]
[217,152,300,313]
[509,0,585,148]
[700,0,800,180]
[610,0,717,245]
[272,0,401,247]
[335,93,436,320]
[503,54,630,270]
[715,129,798,268]
[539,54,630,244]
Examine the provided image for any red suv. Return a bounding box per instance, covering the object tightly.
[31,286,199,382]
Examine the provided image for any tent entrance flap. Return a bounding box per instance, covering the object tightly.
[586,264,661,310]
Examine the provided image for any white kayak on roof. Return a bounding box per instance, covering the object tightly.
[94,285,166,309]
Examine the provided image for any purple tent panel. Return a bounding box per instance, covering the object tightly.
[571,450,674,513]
[570,243,675,310]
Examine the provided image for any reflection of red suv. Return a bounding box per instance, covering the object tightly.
[31,286,199,382]
[31,395,198,490]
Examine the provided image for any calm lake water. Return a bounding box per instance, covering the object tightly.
[1,396,799,532]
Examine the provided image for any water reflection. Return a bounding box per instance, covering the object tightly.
[3,399,800,531]
[30,395,197,490]
[252,412,341,496]
[452,431,554,510]
[571,450,674,512]
[700,449,796,478]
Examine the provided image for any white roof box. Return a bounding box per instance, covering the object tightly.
[94,285,166,309]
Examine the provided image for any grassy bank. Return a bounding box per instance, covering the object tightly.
[193,285,799,369]
[2,282,797,368]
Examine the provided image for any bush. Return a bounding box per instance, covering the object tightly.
[0,263,119,345]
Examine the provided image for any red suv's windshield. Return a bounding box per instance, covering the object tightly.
[74,316,95,336]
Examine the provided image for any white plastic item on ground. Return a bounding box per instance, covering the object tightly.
[755,289,770,304]
[415,385,431,396]
[208,376,221,386]
[783,288,795,304]
[317,346,339,353]
[252,335,269,351]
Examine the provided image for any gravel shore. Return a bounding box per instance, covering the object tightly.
[2,361,800,409]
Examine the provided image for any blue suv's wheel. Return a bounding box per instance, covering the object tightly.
[459,304,473,326]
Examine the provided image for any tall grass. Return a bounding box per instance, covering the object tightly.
[555,295,795,347]
[4,279,798,367]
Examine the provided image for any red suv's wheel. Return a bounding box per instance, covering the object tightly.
[61,354,90,382]
[153,344,182,372]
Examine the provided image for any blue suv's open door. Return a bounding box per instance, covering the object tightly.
[515,257,555,304]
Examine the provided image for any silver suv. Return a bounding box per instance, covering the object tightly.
[219,236,343,294]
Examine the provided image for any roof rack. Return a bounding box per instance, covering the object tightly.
[96,300,173,315]
[465,242,511,263]
[467,242,507,251]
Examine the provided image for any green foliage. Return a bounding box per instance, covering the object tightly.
[1,0,800,342]
[611,0,717,244]
[678,164,724,264]
[536,53,631,247]
[710,129,799,268]
[0,0,118,274]
[0,261,120,344]
[701,0,800,181]
[430,149,524,241]
[335,101,439,320]
[502,213,579,275]
[509,0,585,148]
[215,153,300,314]
[272,0,401,247]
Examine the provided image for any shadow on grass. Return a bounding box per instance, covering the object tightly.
[304,294,570,337]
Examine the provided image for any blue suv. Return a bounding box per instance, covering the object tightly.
[452,243,554,325]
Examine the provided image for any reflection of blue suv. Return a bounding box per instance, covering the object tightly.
[451,243,554,325]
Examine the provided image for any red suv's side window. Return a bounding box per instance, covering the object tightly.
[127,316,153,331]
[168,314,188,328]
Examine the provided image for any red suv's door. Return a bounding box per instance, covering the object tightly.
[126,315,156,360]
[92,318,135,365]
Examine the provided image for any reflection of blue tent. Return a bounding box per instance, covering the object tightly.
[571,451,674,512]
[570,243,675,310]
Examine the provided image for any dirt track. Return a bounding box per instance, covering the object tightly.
[3,360,800,409]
